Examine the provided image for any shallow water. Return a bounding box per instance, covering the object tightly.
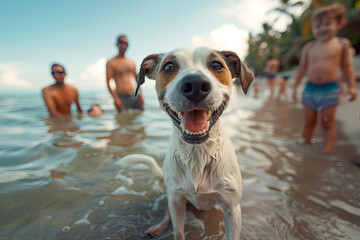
[0,83,359,240]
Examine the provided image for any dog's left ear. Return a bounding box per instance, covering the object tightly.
[135,54,163,96]
[219,51,254,94]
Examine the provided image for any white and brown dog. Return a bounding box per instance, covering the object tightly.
[123,47,253,239]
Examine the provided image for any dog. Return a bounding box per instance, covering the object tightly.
[125,47,253,239]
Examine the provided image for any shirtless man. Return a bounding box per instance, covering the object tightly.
[265,57,280,96]
[106,35,144,111]
[42,63,82,117]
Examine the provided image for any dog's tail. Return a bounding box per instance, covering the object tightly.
[116,154,163,183]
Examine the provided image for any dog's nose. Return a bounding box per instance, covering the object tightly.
[179,73,211,102]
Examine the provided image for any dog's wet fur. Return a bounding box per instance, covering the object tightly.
[128,47,254,239]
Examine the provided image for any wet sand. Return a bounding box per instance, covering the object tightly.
[239,83,360,239]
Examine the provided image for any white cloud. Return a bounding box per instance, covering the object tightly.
[192,24,249,59]
[192,35,204,46]
[78,57,107,89]
[0,63,33,89]
[234,0,280,33]
[220,0,307,33]
[190,0,312,62]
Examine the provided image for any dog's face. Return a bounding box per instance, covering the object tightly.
[136,47,253,144]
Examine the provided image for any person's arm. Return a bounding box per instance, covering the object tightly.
[340,39,357,101]
[74,88,82,114]
[106,61,122,110]
[132,60,137,78]
[293,43,310,102]
[42,89,62,117]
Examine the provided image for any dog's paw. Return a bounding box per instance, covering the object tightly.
[145,222,168,237]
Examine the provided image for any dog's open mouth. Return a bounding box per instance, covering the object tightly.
[163,101,226,144]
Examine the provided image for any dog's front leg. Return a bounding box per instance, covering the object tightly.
[168,194,187,240]
[224,203,242,240]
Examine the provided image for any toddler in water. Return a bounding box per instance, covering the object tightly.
[87,104,104,117]
[293,3,357,153]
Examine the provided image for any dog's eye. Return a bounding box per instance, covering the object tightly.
[162,62,175,74]
[211,61,223,71]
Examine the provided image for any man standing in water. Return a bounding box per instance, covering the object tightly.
[42,63,82,117]
[265,57,280,96]
[106,35,144,112]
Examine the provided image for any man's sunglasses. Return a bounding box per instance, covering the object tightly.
[118,40,128,46]
[51,71,65,75]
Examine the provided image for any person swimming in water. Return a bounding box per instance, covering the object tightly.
[42,63,82,117]
[106,35,144,112]
[87,104,104,117]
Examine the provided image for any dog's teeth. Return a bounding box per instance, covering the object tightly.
[207,110,211,118]
[181,122,185,131]
[183,128,208,136]
[185,129,192,135]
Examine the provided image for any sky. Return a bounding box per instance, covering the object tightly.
[0,0,308,92]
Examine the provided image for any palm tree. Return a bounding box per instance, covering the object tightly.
[271,0,305,23]
[245,23,281,73]
[245,0,360,73]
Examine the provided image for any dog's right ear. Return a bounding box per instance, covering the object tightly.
[135,54,163,96]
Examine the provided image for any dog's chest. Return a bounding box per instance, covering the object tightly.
[185,191,218,211]
[180,170,218,211]
[181,170,211,192]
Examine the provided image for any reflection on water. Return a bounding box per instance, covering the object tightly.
[44,115,82,133]
[0,87,359,240]
[107,112,146,151]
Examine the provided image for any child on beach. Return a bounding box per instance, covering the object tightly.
[293,3,357,153]
[265,57,280,97]
[277,75,291,102]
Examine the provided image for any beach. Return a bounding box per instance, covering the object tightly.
[0,79,359,239]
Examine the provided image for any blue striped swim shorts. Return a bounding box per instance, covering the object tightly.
[302,81,340,112]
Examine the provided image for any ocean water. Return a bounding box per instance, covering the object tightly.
[0,82,359,240]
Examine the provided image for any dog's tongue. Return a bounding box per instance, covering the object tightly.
[183,110,209,133]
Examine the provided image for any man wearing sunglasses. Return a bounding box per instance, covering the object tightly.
[106,35,144,112]
[42,63,82,117]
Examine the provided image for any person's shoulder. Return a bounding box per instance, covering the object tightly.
[125,57,136,64]
[42,84,55,94]
[60,84,77,94]
[128,57,135,63]
[42,85,50,92]
[131,58,136,68]
[303,40,316,50]
[65,84,78,91]
[106,56,117,65]
[337,37,351,47]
